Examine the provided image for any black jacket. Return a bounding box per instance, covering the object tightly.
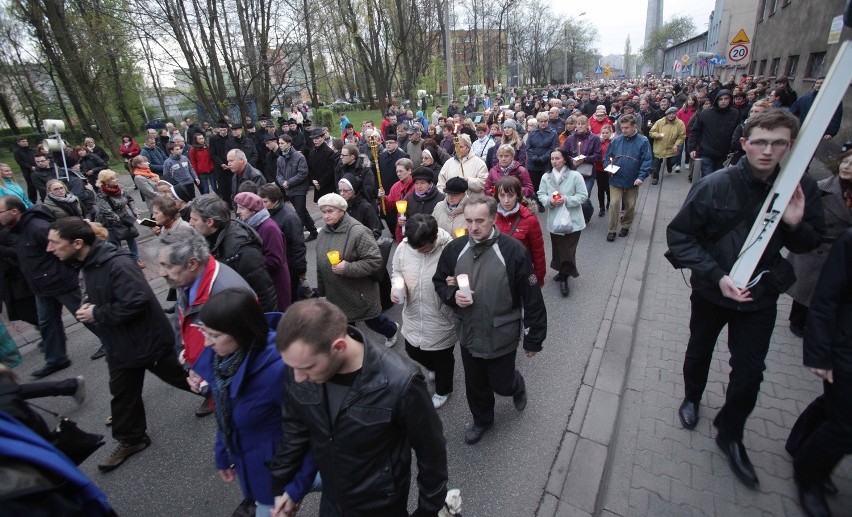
[268,328,448,516]
[208,134,230,171]
[207,220,277,312]
[403,187,444,217]
[79,154,107,182]
[666,158,825,310]
[335,161,377,206]
[803,229,852,372]
[12,146,36,175]
[227,135,259,167]
[687,90,742,160]
[346,195,383,239]
[378,149,409,195]
[307,144,337,199]
[268,202,308,274]
[11,206,78,297]
[78,240,176,369]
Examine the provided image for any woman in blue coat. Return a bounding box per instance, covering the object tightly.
[191,288,317,517]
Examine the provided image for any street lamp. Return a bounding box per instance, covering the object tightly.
[564,12,586,84]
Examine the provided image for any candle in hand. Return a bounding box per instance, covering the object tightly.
[552,191,562,201]
[456,274,472,300]
[327,250,341,266]
[392,276,405,303]
[454,228,467,238]
[396,200,408,214]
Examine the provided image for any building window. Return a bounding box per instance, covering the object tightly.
[768,0,778,15]
[785,55,799,78]
[757,0,765,21]
[806,52,826,78]
[759,59,767,75]
[770,58,780,77]
[749,61,757,75]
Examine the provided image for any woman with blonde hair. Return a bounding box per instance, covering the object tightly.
[0,163,32,208]
[43,179,87,219]
[94,169,144,268]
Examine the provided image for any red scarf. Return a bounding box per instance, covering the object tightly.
[100,183,122,196]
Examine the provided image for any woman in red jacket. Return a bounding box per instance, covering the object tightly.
[493,175,546,286]
[594,124,614,217]
[117,133,141,172]
[675,95,697,172]
[189,133,215,194]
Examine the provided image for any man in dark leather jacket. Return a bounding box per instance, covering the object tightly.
[666,109,824,489]
[269,299,448,517]
[188,194,278,312]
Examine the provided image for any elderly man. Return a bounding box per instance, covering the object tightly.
[648,107,686,184]
[188,194,277,312]
[433,196,547,444]
[437,134,488,194]
[227,149,266,201]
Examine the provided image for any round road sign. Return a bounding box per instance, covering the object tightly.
[728,44,748,62]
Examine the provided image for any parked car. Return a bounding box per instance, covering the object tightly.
[144,118,166,130]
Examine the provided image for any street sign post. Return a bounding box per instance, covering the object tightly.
[728,45,749,62]
[729,40,852,288]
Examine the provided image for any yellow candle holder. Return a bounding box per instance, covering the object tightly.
[327,250,341,266]
[396,200,408,214]
[454,228,467,238]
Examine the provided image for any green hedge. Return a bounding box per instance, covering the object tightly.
[0,128,35,138]
[0,132,46,153]
[314,108,334,130]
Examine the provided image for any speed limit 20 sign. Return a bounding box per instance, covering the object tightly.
[728,44,749,62]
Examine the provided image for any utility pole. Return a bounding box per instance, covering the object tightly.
[444,0,454,102]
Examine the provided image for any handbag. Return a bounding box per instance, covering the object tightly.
[548,203,574,235]
[112,212,140,240]
[576,163,594,178]
[28,402,105,465]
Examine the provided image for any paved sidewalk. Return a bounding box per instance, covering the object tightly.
[598,170,852,516]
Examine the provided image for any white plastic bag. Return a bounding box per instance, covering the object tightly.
[548,203,574,235]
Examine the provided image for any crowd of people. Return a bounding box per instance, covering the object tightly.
[0,71,849,516]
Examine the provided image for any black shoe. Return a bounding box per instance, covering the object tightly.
[163,304,177,314]
[552,273,563,281]
[195,398,215,417]
[790,322,805,338]
[90,345,106,360]
[678,399,699,429]
[598,208,606,217]
[464,423,492,445]
[798,482,832,517]
[619,228,629,237]
[651,178,659,185]
[537,203,545,214]
[513,374,527,411]
[606,232,616,242]
[232,498,257,517]
[560,279,569,297]
[715,436,759,489]
[31,359,71,379]
[305,231,318,242]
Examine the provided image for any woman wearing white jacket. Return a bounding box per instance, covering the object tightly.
[537,148,588,297]
[390,214,457,409]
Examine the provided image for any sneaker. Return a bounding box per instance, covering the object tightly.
[619,228,630,237]
[195,398,215,417]
[426,370,435,382]
[90,345,106,360]
[97,435,151,472]
[606,232,616,242]
[675,165,681,172]
[74,376,86,406]
[432,393,449,409]
[651,178,659,185]
[384,322,400,348]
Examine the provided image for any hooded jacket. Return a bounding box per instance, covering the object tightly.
[392,229,457,351]
[78,240,175,369]
[687,89,742,160]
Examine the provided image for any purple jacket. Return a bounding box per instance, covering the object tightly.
[255,217,292,311]
[562,131,601,168]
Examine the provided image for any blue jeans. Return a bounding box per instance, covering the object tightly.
[108,230,140,261]
[364,314,397,338]
[198,175,212,195]
[583,175,595,199]
[700,157,725,178]
[35,290,105,365]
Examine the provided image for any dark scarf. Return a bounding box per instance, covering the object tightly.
[100,183,122,196]
[841,178,852,209]
[280,146,294,159]
[413,185,434,200]
[48,192,82,217]
[212,348,246,457]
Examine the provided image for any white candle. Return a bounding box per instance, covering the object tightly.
[392,276,405,303]
[456,273,472,300]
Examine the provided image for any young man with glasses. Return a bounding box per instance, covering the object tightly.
[666,109,825,491]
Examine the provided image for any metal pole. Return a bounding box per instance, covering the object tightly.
[444,0,453,102]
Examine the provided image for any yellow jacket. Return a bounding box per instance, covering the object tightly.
[649,117,686,158]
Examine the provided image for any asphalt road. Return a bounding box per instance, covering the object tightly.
[17,192,632,516]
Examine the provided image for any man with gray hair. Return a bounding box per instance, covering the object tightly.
[188,194,277,312]
[157,227,255,415]
[227,149,266,202]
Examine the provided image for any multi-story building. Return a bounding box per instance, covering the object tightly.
[662,32,708,78]
[706,0,761,77]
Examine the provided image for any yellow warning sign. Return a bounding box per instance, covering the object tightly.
[730,29,750,45]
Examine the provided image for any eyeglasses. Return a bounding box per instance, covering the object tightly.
[49,186,66,192]
[338,188,353,193]
[745,139,790,150]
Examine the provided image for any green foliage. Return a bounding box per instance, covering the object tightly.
[314,108,334,130]
[641,15,696,71]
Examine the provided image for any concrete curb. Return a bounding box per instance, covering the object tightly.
[537,172,665,516]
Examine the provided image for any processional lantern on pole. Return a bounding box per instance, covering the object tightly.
[42,119,70,182]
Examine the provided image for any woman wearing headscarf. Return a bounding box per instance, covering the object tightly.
[190,288,318,517]
[315,193,399,347]
[537,149,588,297]
[421,149,442,180]
[234,192,291,312]
[0,163,32,208]
[391,214,456,409]
[338,174,383,239]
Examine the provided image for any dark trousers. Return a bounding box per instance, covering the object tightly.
[288,194,317,233]
[19,377,78,399]
[788,299,808,328]
[21,169,37,202]
[460,347,522,427]
[405,341,455,396]
[218,170,234,205]
[683,292,776,441]
[595,170,610,210]
[788,371,852,487]
[109,351,191,443]
[651,156,677,179]
[363,314,397,338]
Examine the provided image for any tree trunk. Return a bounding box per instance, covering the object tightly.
[0,91,19,133]
[107,53,136,132]
[303,0,320,106]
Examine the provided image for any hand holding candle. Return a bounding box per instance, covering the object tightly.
[396,200,408,214]
[454,228,467,238]
[456,273,473,306]
[327,250,341,266]
[391,276,405,304]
